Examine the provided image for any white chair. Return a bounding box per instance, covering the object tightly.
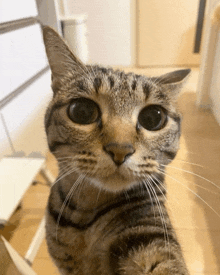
[0,235,37,275]
[0,156,55,266]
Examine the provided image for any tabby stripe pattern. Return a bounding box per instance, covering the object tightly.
[43,26,190,275]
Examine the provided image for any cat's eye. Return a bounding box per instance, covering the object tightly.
[68,98,100,125]
[138,105,167,131]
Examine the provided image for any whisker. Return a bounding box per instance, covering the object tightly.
[56,174,85,240]
[161,164,220,191]
[151,174,167,202]
[67,172,89,208]
[95,188,102,208]
[57,163,73,177]
[74,174,87,202]
[159,169,220,219]
[165,173,220,196]
[151,174,182,208]
[53,165,79,186]
[147,176,170,250]
[141,179,156,223]
[169,158,205,168]
[150,175,172,258]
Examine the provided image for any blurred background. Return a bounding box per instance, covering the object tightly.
[0,0,220,274]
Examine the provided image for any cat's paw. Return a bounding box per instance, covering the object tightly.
[118,248,189,275]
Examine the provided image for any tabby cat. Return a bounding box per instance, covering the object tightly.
[43,26,191,275]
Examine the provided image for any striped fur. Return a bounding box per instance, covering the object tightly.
[43,26,190,274]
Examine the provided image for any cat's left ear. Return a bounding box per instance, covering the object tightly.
[151,69,191,95]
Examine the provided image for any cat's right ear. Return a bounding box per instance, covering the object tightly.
[42,26,85,90]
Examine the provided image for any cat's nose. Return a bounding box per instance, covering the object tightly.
[103,143,135,166]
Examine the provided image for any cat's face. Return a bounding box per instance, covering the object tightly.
[43,26,190,192]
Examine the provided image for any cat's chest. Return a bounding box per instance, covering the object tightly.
[54,179,118,227]
[54,180,153,230]
[68,206,100,227]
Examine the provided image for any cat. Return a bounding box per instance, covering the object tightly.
[42,26,191,275]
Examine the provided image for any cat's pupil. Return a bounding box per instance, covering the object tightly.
[138,105,167,131]
[68,98,99,125]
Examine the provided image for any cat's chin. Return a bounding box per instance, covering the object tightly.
[89,171,139,192]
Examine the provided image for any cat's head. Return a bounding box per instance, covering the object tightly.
[43,26,190,192]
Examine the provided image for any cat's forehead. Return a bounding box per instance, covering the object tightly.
[68,67,159,115]
[95,69,149,110]
[92,67,153,98]
[53,66,173,117]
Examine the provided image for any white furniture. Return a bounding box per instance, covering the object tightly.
[0,157,45,225]
[0,0,59,270]
[0,157,55,265]
[0,235,37,275]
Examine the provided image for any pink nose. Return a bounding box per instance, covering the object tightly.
[103,143,135,166]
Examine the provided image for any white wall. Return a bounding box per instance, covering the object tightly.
[0,0,38,23]
[197,0,220,126]
[0,24,48,101]
[210,29,220,126]
[64,0,133,66]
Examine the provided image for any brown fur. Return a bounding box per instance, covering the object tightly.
[43,26,190,274]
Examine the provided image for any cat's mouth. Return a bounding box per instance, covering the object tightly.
[91,164,158,192]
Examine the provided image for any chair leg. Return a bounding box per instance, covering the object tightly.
[24,216,46,265]
[24,164,55,265]
[1,236,37,275]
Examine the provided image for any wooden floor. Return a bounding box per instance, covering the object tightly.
[1,67,220,274]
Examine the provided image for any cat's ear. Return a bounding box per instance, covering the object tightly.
[152,69,191,86]
[151,69,191,95]
[42,26,85,90]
